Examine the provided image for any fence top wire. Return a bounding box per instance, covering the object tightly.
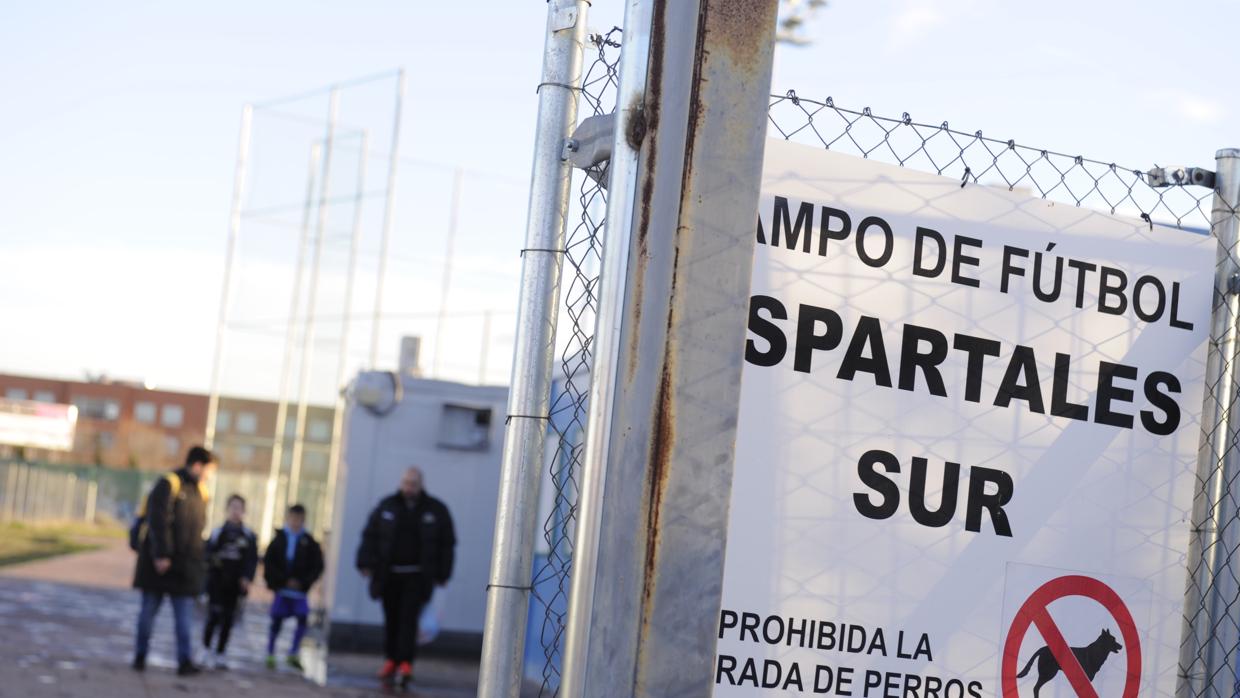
[768,90,1214,232]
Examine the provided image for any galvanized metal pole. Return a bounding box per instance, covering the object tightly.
[477,0,588,694]
[324,130,370,535]
[433,168,464,378]
[287,87,340,512]
[85,480,97,524]
[204,105,254,451]
[370,70,406,368]
[312,132,370,657]
[1180,148,1240,698]
[200,103,249,535]
[2,465,16,521]
[203,103,254,535]
[479,310,493,385]
[260,142,324,543]
[561,1,779,696]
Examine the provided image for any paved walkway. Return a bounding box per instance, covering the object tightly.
[0,541,485,697]
[0,536,134,589]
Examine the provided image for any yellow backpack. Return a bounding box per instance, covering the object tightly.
[128,473,209,552]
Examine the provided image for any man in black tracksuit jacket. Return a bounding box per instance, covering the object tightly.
[356,467,456,683]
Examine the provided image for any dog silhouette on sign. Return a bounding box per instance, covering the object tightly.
[1016,628,1122,697]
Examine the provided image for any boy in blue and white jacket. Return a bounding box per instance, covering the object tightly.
[262,504,324,672]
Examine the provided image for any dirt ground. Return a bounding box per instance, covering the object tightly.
[0,538,483,697]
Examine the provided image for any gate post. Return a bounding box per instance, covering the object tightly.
[1180,147,1240,698]
[560,1,780,696]
[477,0,589,695]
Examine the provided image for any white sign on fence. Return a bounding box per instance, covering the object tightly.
[0,398,77,451]
[715,140,1215,697]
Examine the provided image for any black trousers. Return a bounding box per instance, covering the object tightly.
[203,590,241,653]
[381,572,433,664]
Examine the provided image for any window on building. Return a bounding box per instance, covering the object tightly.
[236,411,258,435]
[164,435,180,457]
[308,418,332,442]
[73,396,121,421]
[284,416,298,438]
[436,404,492,451]
[33,390,55,403]
[5,388,28,401]
[98,431,115,450]
[161,404,184,428]
[236,444,255,464]
[215,409,231,432]
[134,401,157,424]
[303,450,329,474]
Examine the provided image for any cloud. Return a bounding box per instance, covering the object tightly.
[1149,88,1226,125]
[1177,96,1224,124]
[888,3,943,51]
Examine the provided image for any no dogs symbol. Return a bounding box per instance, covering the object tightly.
[1001,576,1141,698]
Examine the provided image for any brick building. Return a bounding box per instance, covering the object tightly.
[213,395,336,481]
[0,373,208,470]
[0,373,333,476]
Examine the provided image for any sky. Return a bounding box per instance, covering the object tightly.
[0,0,1235,398]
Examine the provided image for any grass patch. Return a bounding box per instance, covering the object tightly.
[0,521,117,567]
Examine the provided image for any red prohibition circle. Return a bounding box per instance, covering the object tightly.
[1000,575,1141,698]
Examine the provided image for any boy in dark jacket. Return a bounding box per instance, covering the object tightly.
[263,504,323,671]
[202,494,258,669]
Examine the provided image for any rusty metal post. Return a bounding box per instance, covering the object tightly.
[560,1,779,696]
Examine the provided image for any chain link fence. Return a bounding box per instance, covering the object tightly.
[519,27,1240,692]
[526,28,622,696]
[767,90,1235,698]
[0,460,327,532]
[768,90,1214,230]
[0,461,99,525]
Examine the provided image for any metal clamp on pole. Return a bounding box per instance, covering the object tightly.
[1148,165,1217,189]
[564,113,616,191]
[564,113,616,169]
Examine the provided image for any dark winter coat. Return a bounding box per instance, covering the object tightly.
[262,529,324,594]
[205,522,258,598]
[355,491,456,599]
[132,468,210,596]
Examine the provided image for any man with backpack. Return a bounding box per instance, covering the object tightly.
[131,446,216,676]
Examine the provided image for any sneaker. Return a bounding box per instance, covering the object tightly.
[265,655,277,670]
[286,654,304,672]
[177,661,203,677]
[213,652,229,671]
[131,654,146,672]
[378,659,397,680]
[397,661,413,688]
